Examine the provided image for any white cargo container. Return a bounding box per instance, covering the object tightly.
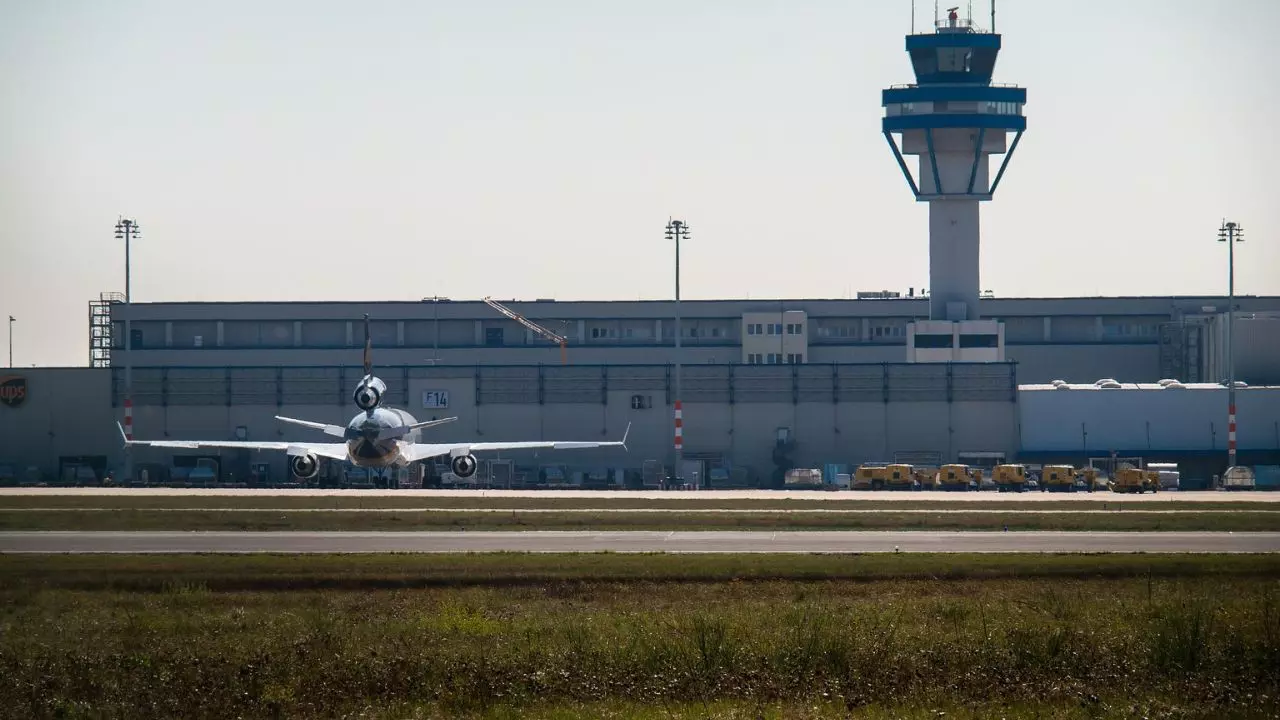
[1146,462,1181,490]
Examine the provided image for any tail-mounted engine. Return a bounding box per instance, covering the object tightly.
[353,376,387,411]
[451,453,478,479]
[290,453,320,479]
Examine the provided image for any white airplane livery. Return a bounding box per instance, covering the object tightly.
[118,314,629,480]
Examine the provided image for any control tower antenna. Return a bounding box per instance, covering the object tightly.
[991,0,995,32]
[881,1,1026,362]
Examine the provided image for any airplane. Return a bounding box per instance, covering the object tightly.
[117,314,629,481]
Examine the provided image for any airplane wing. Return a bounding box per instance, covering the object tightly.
[117,423,349,460]
[400,423,630,463]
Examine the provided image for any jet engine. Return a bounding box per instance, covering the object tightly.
[451,453,478,479]
[353,377,387,411]
[290,453,320,479]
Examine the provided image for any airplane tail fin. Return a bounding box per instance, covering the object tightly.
[362,313,373,377]
[116,421,133,447]
[621,421,631,452]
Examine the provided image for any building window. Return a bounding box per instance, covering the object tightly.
[711,327,724,338]
[786,323,803,335]
[746,353,762,365]
[747,324,757,335]
[766,353,781,364]
[630,394,652,410]
[786,353,804,364]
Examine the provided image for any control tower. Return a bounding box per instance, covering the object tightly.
[882,4,1025,362]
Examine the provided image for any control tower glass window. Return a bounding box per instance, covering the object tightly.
[909,48,938,75]
[937,48,972,73]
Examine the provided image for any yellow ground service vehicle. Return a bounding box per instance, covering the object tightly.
[1077,467,1100,492]
[1041,464,1077,493]
[853,464,884,490]
[885,464,917,491]
[915,466,942,490]
[937,464,974,491]
[1110,467,1159,493]
[993,464,1028,492]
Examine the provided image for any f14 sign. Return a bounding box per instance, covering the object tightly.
[0,376,27,408]
[422,390,450,409]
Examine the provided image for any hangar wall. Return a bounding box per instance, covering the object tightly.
[0,369,116,480]
[1019,384,1280,454]
[113,362,1018,482]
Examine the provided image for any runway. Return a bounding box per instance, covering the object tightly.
[2,488,1275,503]
[4,506,1275,515]
[3,530,1278,554]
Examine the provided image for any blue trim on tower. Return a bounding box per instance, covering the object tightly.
[905,33,1001,50]
[883,114,1026,132]
[924,128,942,196]
[967,127,987,194]
[882,86,1025,106]
[988,129,1024,196]
[883,130,920,197]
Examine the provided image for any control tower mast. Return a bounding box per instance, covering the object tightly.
[883,3,1026,362]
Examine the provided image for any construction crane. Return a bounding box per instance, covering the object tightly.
[482,296,568,365]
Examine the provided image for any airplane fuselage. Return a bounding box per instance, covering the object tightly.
[344,405,421,468]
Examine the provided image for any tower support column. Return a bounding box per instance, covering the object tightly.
[928,200,981,322]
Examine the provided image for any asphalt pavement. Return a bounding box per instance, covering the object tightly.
[2,488,1275,503]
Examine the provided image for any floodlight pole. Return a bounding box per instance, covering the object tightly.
[666,219,691,488]
[1218,220,1243,470]
[115,217,140,483]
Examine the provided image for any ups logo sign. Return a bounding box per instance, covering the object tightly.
[0,376,27,408]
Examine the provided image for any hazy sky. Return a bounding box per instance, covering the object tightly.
[2,0,1277,367]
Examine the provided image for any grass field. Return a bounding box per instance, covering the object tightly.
[2,508,1278,532]
[1,554,1276,719]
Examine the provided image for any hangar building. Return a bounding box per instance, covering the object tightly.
[2,294,1279,486]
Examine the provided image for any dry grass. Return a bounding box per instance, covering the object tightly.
[0,554,1276,718]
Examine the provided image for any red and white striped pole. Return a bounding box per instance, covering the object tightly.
[673,400,683,452]
[1228,401,1236,469]
[123,397,133,441]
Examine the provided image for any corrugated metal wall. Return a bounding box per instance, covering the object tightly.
[1020,386,1280,453]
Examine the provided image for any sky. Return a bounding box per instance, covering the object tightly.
[1,0,1277,367]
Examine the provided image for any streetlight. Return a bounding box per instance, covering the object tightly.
[114,218,139,302]
[1218,219,1244,470]
[115,217,140,482]
[665,218,691,487]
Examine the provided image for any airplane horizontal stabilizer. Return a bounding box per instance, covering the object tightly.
[274,415,347,438]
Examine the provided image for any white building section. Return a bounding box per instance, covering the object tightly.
[906,320,1004,363]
